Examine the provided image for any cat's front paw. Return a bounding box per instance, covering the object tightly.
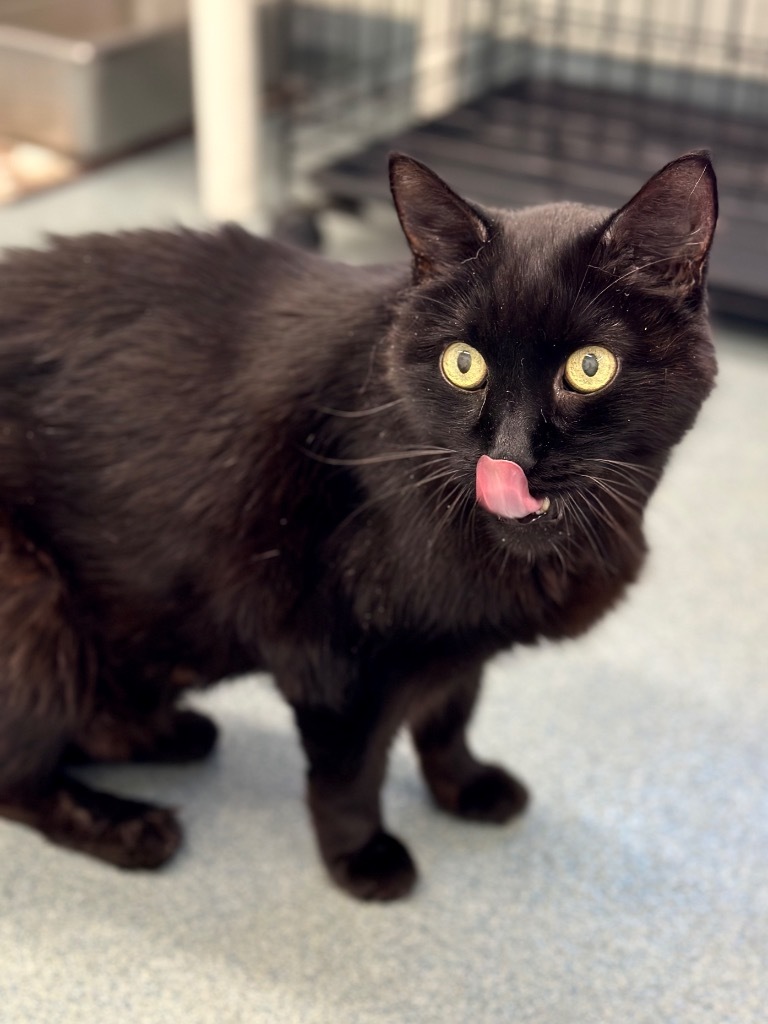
[329,831,417,901]
[432,765,530,824]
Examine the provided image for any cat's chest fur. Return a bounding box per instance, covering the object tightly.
[327,488,641,651]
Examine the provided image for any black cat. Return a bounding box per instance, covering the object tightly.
[0,152,717,900]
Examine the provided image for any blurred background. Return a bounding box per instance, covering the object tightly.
[1,0,768,318]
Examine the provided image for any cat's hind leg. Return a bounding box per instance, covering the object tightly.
[409,659,529,823]
[65,693,218,766]
[0,775,182,869]
[0,519,181,868]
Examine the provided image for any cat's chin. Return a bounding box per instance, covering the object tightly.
[478,503,559,549]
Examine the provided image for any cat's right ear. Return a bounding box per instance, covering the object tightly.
[389,153,491,283]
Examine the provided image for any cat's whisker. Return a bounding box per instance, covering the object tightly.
[377,461,460,508]
[333,458,458,534]
[607,481,654,504]
[464,494,481,545]
[461,488,484,552]
[550,536,569,577]
[415,285,474,317]
[581,489,626,536]
[416,456,476,546]
[428,478,470,541]
[585,457,659,482]
[559,464,648,565]
[594,483,646,517]
[582,459,659,510]
[567,232,609,319]
[459,487,478,539]
[409,460,461,484]
[313,398,405,419]
[441,484,469,534]
[302,446,453,467]
[411,468,466,516]
[562,493,608,563]
[580,254,685,316]
[331,456,462,536]
[582,474,646,513]
[544,502,572,574]
[592,467,654,493]
[579,489,644,559]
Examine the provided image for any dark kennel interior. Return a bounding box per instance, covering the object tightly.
[276,0,768,321]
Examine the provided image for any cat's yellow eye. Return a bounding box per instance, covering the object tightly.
[564,345,618,393]
[440,342,488,391]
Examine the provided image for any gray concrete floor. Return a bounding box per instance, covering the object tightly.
[0,138,766,1024]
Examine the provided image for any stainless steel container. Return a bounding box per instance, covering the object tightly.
[0,0,191,161]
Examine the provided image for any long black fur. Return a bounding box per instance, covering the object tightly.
[0,153,717,899]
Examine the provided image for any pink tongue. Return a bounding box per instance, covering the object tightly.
[475,455,544,520]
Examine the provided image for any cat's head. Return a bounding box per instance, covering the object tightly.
[384,152,718,563]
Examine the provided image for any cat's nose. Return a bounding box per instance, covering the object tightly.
[489,447,536,476]
[488,434,536,475]
[485,405,539,474]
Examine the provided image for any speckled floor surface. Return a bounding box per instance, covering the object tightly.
[0,139,766,1024]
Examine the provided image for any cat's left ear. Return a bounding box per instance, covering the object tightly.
[602,151,718,299]
[389,153,491,282]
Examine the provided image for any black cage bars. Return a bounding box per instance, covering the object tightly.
[269,0,768,319]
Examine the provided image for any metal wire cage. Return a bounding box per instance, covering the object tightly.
[266,0,768,319]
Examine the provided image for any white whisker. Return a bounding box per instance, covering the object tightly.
[333,457,457,534]
[314,398,404,419]
[562,493,607,563]
[303,446,453,467]
[583,474,645,513]
[586,457,658,482]
[580,254,683,316]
